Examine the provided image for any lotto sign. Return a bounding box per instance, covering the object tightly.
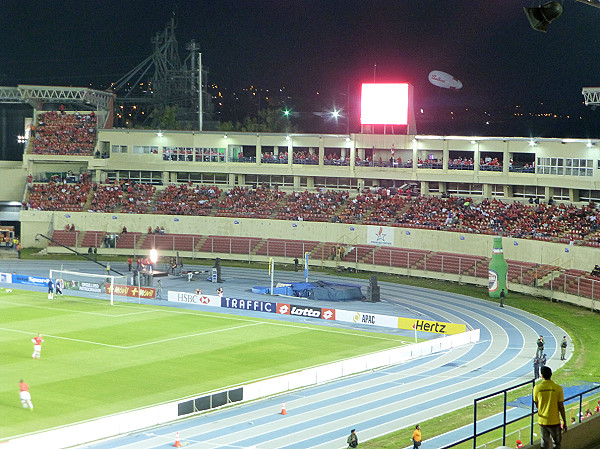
[277,303,322,318]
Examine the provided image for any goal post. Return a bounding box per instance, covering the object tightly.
[49,269,128,305]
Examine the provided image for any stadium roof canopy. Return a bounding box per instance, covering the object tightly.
[0,84,113,112]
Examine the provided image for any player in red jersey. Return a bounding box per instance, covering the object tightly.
[32,333,44,359]
[19,380,33,409]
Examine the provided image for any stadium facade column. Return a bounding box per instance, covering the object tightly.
[502,140,510,173]
[473,142,480,176]
[411,137,418,169]
[421,181,430,195]
[318,137,324,166]
[442,140,449,173]
[349,139,356,175]
[438,182,447,195]
[545,186,552,202]
[256,134,262,165]
[293,176,301,189]
[228,173,235,186]
[483,184,492,199]
[570,188,579,203]
[287,138,293,168]
[161,171,169,185]
[504,184,513,198]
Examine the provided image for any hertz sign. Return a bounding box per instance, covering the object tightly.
[398,317,465,335]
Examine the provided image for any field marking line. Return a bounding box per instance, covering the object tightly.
[0,298,158,318]
[124,322,265,348]
[0,326,126,348]
[0,322,265,350]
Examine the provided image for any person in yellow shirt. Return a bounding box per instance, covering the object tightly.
[412,424,422,448]
[533,366,567,448]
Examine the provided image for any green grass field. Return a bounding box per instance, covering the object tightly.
[0,287,410,440]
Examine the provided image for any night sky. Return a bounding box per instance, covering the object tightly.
[2,1,600,134]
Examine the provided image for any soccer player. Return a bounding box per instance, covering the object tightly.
[55,278,64,296]
[47,278,54,300]
[19,380,33,409]
[32,333,44,359]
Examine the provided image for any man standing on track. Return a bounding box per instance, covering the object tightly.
[533,366,567,449]
[32,333,44,359]
[536,335,545,358]
[412,424,422,448]
[560,336,567,360]
[347,429,358,448]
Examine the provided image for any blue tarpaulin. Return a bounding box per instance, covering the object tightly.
[507,382,600,409]
[252,280,364,301]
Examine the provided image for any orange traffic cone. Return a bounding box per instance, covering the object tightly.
[280,402,288,415]
[173,431,182,447]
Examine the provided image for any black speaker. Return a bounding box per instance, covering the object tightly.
[524,1,563,32]
[367,275,380,302]
[214,258,222,282]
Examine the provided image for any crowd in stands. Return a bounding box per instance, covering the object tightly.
[120,183,156,214]
[24,181,600,245]
[154,183,222,215]
[261,151,288,163]
[25,180,91,211]
[89,181,125,213]
[277,189,349,222]
[215,186,285,218]
[31,110,97,156]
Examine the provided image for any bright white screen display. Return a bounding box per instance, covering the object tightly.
[360,83,409,125]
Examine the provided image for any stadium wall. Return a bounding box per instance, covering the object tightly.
[0,162,27,201]
[20,209,597,271]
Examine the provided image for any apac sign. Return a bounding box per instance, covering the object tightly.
[398,317,466,335]
[335,309,399,329]
[361,83,409,125]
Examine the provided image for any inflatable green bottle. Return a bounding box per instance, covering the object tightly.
[489,236,508,298]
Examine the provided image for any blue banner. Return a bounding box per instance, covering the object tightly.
[12,274,51,287]
[221,297,277,313]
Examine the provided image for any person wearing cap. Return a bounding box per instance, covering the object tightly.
[533,366,567,449]
[347,429,358,448]
[560,336,567,360]
[412,424,422,448]
[516,439,523,448]
[536,335,545,358]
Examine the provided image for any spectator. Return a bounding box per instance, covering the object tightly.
[533,366,567,449]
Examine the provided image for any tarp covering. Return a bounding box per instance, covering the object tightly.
[507,382,600,409]
[252,280,364,301]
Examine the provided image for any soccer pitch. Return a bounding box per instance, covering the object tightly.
[0,288,410,440]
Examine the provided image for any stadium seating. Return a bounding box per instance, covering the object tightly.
[31,111,97,156]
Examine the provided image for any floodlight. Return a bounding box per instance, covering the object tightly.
[150,249,158,264]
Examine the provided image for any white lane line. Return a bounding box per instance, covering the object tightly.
[0,327,126,348]
[0,298,160,317]
[124,322,265,348]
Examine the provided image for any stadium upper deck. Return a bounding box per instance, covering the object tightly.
[18,120,600,205]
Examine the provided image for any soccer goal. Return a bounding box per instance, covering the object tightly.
[49,269,128,305]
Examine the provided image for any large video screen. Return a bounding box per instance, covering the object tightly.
[360,83,409,125]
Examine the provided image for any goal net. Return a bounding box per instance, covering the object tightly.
[49,269,128,305]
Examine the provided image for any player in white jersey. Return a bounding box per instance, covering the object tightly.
[55,278,64,296]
